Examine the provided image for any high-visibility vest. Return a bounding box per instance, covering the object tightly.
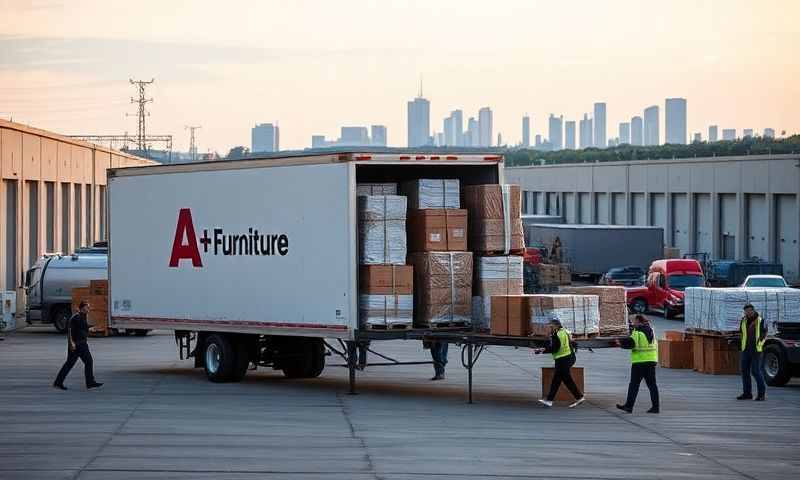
[740,316,766,353]
[631,329,658,364]
[553,328,573,360]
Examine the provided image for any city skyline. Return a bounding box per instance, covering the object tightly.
[1,0,798,153]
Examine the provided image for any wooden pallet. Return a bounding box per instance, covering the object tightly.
[425,321,470,330]
[476,249,525,257]
[685,328,737,338]
[364,323,413,331]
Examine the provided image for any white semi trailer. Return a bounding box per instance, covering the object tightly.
[108,152,505,384]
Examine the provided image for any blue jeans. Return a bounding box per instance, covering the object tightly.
[430,342,449,376]
[740,350,766,397]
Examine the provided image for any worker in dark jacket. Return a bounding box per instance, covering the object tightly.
[53,301,103,390]
[536,318,585,408]
[616,314,659,413]
[737,303,767,401]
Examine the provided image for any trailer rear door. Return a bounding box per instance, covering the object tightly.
[108,162,356,339]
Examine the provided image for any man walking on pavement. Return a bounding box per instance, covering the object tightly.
[737,303,767,401]
[616,314,660,413]
[53,300,103,390]
[536,318,585,408]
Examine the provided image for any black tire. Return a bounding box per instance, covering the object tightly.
[281,338,325,379]
[204,334,237,382]
[664,304,675,319]
[52,307,70,334]
[134,329,149,337]
[630,298,647,315]
[231,336,252,382]
[763,343,792,387]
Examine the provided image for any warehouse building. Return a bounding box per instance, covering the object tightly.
[1,119,153,313]
[505,154,800,283]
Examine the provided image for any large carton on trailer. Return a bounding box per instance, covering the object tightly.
[409,252,473,326]
[108,153,503,340]
[407,209,468,252]
[463,184,524,253]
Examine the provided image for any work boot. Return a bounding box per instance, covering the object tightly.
[87,382,104,389]
[430,374,444,381]
[616,404,633,413]
[736,394,753,400]
[53,383,67,391]
[646,407,660,414]
[754,395,766,402]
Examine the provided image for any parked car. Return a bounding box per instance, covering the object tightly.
[740,274,789,289]
[626,259,706,318]
[599,266,646,287]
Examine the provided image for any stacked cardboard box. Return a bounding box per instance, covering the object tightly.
[658,333,694,369]
[359,265,413,329]
[409,252,473,327]
[402,179,460,209]
[490,295,529,336]
[692,334,739,375]
[357,183,398,196]
[71,287,91,314]
[358,195,408,265]
[473,256,524,330]
[528,294,600,337]
[407,209,468,252]
[685,287,800,333]
[462,184,524,253]
[559,286,628,336]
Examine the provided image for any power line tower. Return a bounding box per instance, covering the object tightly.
[185,125,201,162]
[128,78,154,150]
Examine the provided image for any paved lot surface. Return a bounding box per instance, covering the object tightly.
[1,316,798,480]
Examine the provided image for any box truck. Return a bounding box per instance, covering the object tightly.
[108,151,504,383]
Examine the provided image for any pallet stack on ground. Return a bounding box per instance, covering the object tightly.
[357,188,413,330]
[534,263,572,289]
[559,286,628,336]
[658,330,694,369]
[685,287,800,334]
[689,331,740,375]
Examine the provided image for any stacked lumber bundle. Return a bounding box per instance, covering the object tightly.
[473,256,524,330]
[559,286,628,335]
[356,182,397,196]
[658,330,693,369]
[528,294,600,338]
[685,287,800,334]
[358,266,413,330]
[462,184,524,254]
[409,252,473,327]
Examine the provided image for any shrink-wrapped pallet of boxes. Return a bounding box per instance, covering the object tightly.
[401,179,460,209]
[559,286,628,336]
[685,287,800,333]
[358,195,407,265]
[528,294,600,337]
[359,265,414,329]
[356,182,398,196]
[409,252,473,327]
[462,184,524,254]
[472,256,524,330]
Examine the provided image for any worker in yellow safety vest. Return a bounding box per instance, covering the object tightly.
[737,303,767,401]
[535,318,585,408]
[616,314,660,414]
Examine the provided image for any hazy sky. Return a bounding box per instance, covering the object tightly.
[1,0,798,153]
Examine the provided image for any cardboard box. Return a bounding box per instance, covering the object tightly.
[88,309,108,330]
[462,184,522,220]
[658,339,693,369]
[541,367,585,402]
[474,256,524,330]
[71,287,91,314]
[409,252,473,326]
[664,330,685,342]
[693,335,739,374]
[360,265,413,295]
[560,285,627,335]
[407,209,468,252]
[529,294,600,337]
[706,349,740,375]
[89,279,108,296]
[468,219,525,253]
[462,184,524,253]
[87,295,108,312]
[490,295,529,336]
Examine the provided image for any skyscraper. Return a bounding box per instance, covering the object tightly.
[631,116,643,146]
[593,102,606,148]
[407,93,430,147]
[579,113,593,149]
[764,128,775,138]
[534,134,542,149]
[467,117,479,147]
[619,122,631,144]
[311,135,327,148]
[722,128,736,141]
[340,126,370,146]
[665,98,687,144]
[522,115,530,147]
[743,129,753,138]
[478,107,493,147]
[708,125,719,142]
[452,110,464,146]
[692,132,701,143]
[371,125,387,146]
[548,114,563,151]
[252,123,278,153]
[565,121,576,149]
[643,106,659,146]
[443,116,454,146]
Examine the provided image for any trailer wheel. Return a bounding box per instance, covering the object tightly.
[231,336,252,382]
[763,343,791,387]
[133,329,150,337]
[630,298,647,314]
[204,334,237,382]
[282,338,325,379]
[663,304,676,319]
[52,307,70,334]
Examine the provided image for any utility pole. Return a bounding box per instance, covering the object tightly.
[128,78,154,151]
[185,125,201,162]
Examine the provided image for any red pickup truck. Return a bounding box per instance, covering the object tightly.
[626,259,705,318]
